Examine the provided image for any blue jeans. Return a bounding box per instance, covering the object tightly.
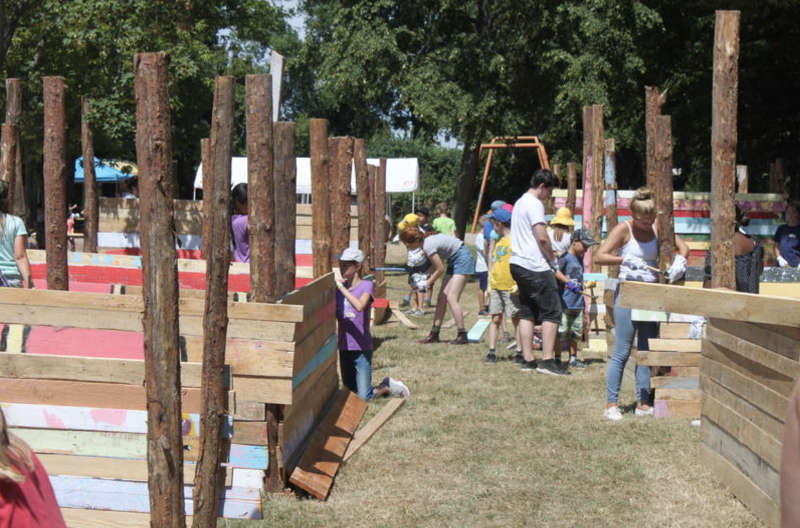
[606,287,659,404]
[339,350,375,401]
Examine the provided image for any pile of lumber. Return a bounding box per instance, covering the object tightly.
[644,323,701,419]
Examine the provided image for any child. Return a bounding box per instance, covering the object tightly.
[556,229,599,368]
[336,247,409,400]
[432,202,456,237]
[548,207,575,257]
[0,407,67,527]
[485,208,521,363]
[473,215,489,315]
[231,183,249,262]
[405,246,430,316]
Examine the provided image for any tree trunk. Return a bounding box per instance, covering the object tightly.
[82,97,98,253]
[245,74,275,303]
[354,138,370,274]
[310,119,331,277]
[273,122,296,299]
[645,86,667,191]
[134,52,185,528]
[656,115,676,278]
[710,10,740,290]
[43,76,68,291]
[451,141,480,239]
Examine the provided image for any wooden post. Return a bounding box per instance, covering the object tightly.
[581,106,593,273]
[82,97,98,253]
[310,118,331,277]
[201,138,211,260]
[736,165,748,194]
[710,10,740,290]
[546,164,560,215]
[566,162,577,214]
[273,122,296,299]
[354,138,371,273]
[373,158,387,284]
[5,79,23,220]
[1,123,17,206]
[770,158,785,195]
[367,164,378,270]
[6,79,21,125]
[43,76,68,291]
[604,139,618,278]
[645,86,667,190]
[134,52,185,528]
[656,115,676,279]
[329,136,354,263]
[245,74,275,302]
[590,104,604,272]
[193,76,234,528]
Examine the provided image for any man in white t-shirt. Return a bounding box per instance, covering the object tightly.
[510,168,569,376]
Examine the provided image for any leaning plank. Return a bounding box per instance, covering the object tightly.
[701,356,789,422]
[647,338,701,352]
[618,281,800,327]
[289,390,367,499]
[0,378,207,413]
[706,322,800,380]
[636,351,699,367]
[702,338,795,398]
[701,444,780,528]
[343,398,405,462]
[387,302,419,329]
[0,353,210,387]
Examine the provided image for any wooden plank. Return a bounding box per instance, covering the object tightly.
[709,318,800,361]
[701,444,780,528]
[232,421,268,446]
[62,508,188,527]
[703,394,782,470]
[671,366,700,377]
[234,400,266,422]
[647,338,701,352]
[636,351,700,367]
[343,398,405,462]
[467,319,491,343]
[232,375,292,406]
[0,353,210,387]
[703,418,779,504]
[289,390,367,499]
[655,388,701,400]
[702,338,795,398]
[183,335,295,377]
[701,356,789,423]
[388,302,419,329]
[618,281,800,327]
[650,376,698,389]
[0,378,208,413]
[653,399,700,418]
[701,375,783,442]
[706,323,800,382]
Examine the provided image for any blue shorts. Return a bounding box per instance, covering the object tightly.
[476,271,488,291]
[446,245,476,276]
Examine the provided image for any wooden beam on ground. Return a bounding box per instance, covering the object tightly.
[81,97,98,253]
[245,73,276,303]
[134,51,185,528]
[274,122,297,299]
[387,301,419,329]
[193,75,234,528]
[710,10,740,290]
[43,76,69,291]
[617,281,800,328]
[354,139,370,274]
[645,85,667,190]
[656,115,675,277]
[566,162,577,214]
[289,390,367,499]
[343,397,405,462]
[329,136,354,263]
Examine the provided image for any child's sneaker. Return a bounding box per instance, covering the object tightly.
[568,357,588,369]
[513,350,524,363]
[520,359,537,372]
[604,406,623,421]
[413,308,426,316]
[382,377,410,398]
[536,359,570,376]
[484,352,497,363]
[634,406,654,417]
[399,297,411,308]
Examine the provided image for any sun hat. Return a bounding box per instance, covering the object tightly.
[339,247,365,263]
[550,207,575,227]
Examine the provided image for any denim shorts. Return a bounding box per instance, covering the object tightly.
[446,245,476,275]
[510,264,562,324]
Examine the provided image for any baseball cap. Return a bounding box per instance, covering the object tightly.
[489,208,511,223]
[339,247,365,263]
[571,228,599,247]
[490,200,507,211]
[501,203,513,213]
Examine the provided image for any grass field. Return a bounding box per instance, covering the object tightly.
[227,275,762,528]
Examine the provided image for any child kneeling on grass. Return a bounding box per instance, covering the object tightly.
[485,208,521,363]
[336,248,409,400]
[556,229,599,368]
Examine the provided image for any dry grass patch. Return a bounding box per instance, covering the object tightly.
[222,275,763,528]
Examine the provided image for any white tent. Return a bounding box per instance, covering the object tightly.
[193,157,419,194]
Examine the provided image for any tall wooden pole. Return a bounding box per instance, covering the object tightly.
[656,115,676,279]
[310,118,331,277]
[645,86,667,190]
[201,138,211,259]
[710,10,740,290]
[134,52,184,528]
[6,79,21,125]
[367,164,378,270]
[43,76,68,290]
[604,139,618,278]
[1,124,17,209]
[273,122,297,299]
[192,76,234,528]
[581,106,593,273]
[770,158,785,195]
[82,97,98,253]
[354,138,371,274]
[590,104,604,272]
[566,162,577,214]
[245,74,275,302]
[5,79,23,220]
[329,136,354,263]
[373,159,387,284]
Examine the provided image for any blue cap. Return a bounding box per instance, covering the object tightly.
[490,200,507,211]
[489,208,511,223]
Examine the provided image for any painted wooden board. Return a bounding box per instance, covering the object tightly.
[61,508,189,527]
[292,334,338,391]
[702,338,795,398]
[51,475,262,518]
[232,421,268,445]
[467,319,491,343]
[343,398,405,462]
[700,444,780,528]
[231,468,266,489]
[653,399,700,419]
[621,282,800,327]
[646,339,702,353]
[0,378,209,413]
[630,309,668,322]
[289,390,367,499]
[700,375,784,443]
[636,351,700,367]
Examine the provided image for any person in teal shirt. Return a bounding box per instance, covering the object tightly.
[0,181,31,288]
[432,202,456,237]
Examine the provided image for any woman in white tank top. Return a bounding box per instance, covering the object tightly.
[593,188,690,421]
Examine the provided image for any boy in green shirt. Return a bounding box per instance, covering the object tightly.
[432,202,456,237]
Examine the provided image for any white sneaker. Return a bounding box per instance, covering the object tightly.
[383,377,410,398]
[604,406,623,421]
[634,406,654,417]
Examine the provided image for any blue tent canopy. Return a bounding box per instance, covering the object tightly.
[74,157,137,183]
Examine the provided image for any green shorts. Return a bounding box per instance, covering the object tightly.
[558,309,583,341]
